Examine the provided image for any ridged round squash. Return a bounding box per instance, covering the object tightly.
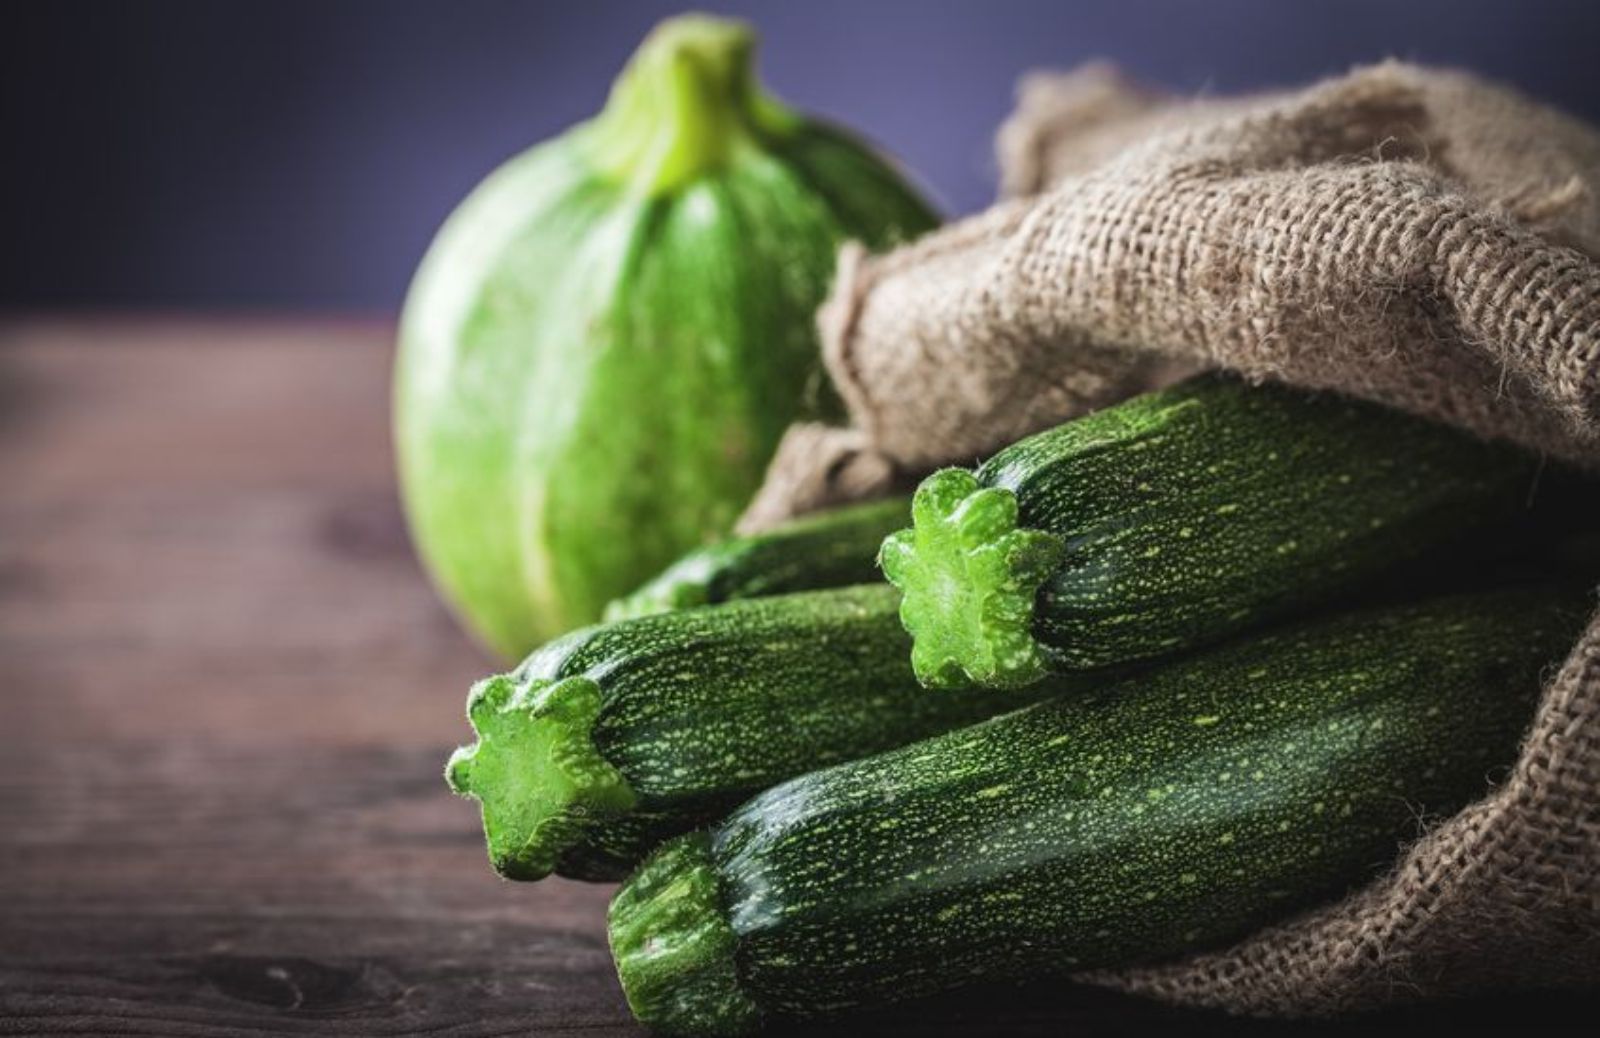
[396,16,937,658]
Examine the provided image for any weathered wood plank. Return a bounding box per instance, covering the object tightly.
[0,320,634,1036]
[0,319,1592,1036]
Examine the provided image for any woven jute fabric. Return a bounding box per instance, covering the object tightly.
[745,62,1600,1013]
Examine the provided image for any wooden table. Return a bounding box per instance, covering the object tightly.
[1,319,1591,1036]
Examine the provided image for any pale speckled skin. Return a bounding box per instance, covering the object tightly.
[890,375,1541,689]
[457,585,1106,882]
[613,585,1584,1031]
[395,48,938,659]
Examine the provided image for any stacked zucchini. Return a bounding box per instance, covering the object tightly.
[446,582,1101,881]
[446,375,1591,1036]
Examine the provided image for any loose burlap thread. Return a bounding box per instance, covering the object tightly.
[744,62,1600,1014]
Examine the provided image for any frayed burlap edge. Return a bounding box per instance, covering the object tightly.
[734,421,902,535]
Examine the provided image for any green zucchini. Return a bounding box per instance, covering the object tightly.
[881,374,1538,688]
[605,497,911,620]
[609,584,1584,1035]
[446,584,1095,882]
[395,15,937,659]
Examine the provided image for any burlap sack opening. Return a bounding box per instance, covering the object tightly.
[743,62,1600,1015]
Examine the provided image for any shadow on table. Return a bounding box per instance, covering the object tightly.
[765,978,1597,1036]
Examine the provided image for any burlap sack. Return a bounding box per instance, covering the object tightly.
[744,62,1600,1015]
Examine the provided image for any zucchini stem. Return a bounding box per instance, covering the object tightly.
[609,833,761,1037]
[584,13,799,196]
[880,468,1064,689]
[446,673,637,880]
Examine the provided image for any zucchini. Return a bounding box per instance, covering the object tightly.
[605,497,911,620]
[396,15,938,658]
[881,374,1538,688]
[446,584,1095,882]
[609,584,1584,1035]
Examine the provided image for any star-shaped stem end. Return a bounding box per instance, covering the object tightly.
[609,833,760,1036]
[879,468,1063,689]
[446,673,637,881]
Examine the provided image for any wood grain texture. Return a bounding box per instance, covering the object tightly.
[0,318,1591,1036]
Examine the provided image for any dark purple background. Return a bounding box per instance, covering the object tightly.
[7,0,1600,311]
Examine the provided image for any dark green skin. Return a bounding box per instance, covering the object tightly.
[647,586,1580,1026]
[984,375,1539,672]
[606,497,912,620]
[521,585,1101,880]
